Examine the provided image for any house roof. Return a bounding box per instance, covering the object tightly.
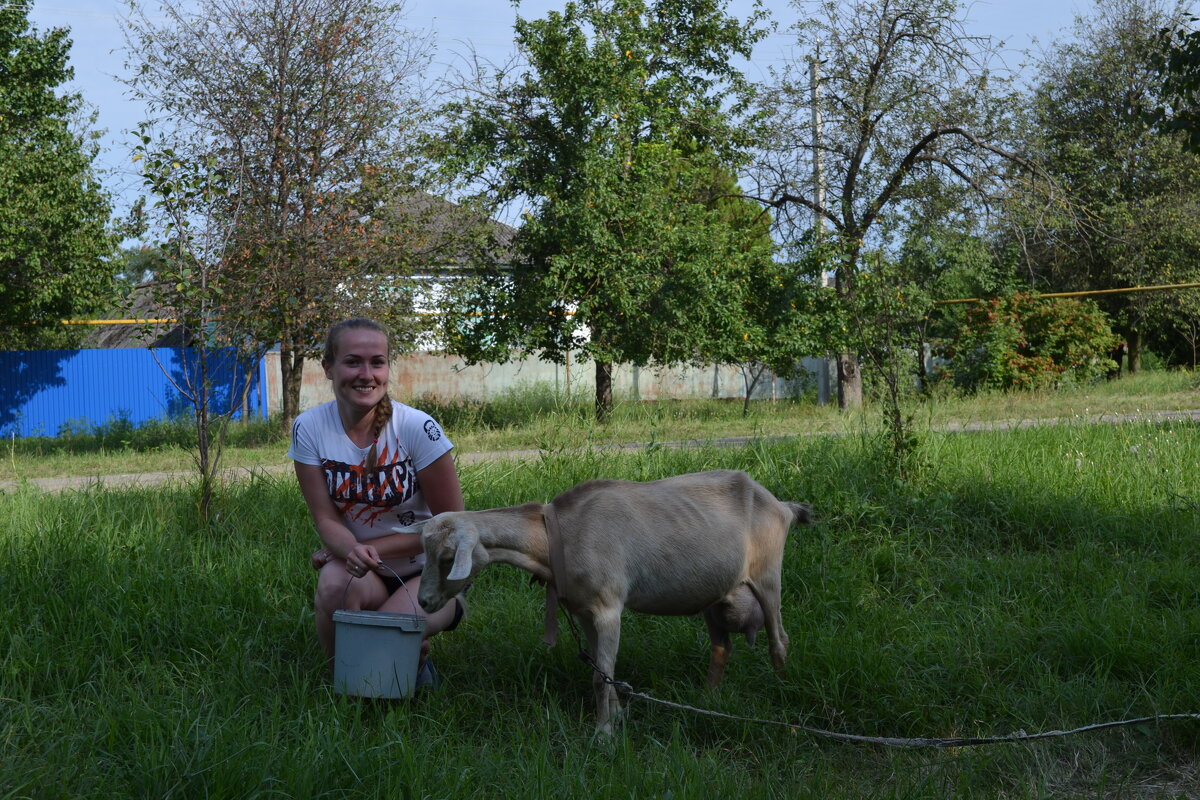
[82,283,187,349]
[85,193,519,348]
[383,191,518,271]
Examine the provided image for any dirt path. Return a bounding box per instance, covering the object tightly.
[4,409,1199,494]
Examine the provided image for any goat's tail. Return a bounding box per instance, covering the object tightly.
[784,501,814,528]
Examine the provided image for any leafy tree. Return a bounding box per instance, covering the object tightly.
[754,0,1027,409]
[0,1,115,349]
[851,256,934,477]
[1163,284,1200,368]
[898,224,1020,389]
[1150,8,1200,369]
[112,244,166,289]
[134,140,262,520]
[665,158,799,416]
[1152,10,1200,150]
[122,0,441,430]
[436,0,769,420]
[1012,0,1200,373]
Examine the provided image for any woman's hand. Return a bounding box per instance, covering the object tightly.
[344,543,383,577]
[310,548,333,571]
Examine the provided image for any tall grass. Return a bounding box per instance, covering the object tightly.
[3,419,1200,797]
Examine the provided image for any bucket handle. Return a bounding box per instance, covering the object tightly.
[338,560,420,612]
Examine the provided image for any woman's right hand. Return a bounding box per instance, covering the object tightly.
[344,543,383,578]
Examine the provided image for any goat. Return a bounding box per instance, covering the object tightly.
[394,469,812,733]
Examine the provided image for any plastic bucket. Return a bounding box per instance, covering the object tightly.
[332,608,426,698]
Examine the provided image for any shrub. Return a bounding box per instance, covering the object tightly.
[407,383,581,431]
[935,293,1121,392]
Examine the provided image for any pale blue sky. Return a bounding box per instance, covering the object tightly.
[28,0,1090,209]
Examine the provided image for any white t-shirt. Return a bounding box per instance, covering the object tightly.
[287,399,454,576]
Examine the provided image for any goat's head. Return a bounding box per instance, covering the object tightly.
[394,512,487,612]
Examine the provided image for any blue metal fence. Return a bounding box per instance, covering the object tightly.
[0,348,268,439]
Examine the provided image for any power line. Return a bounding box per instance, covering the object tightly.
[936,282,1200,306]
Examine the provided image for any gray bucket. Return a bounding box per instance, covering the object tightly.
[332,565,426,699]
[332,609,426,698]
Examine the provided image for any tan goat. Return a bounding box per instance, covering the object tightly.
[394,469,812,733]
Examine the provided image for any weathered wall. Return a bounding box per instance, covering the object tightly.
[262,350,828,414]
[0,347,827,438]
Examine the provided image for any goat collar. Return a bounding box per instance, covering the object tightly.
[542,502,568,647]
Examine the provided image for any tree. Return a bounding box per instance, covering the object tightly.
[1152,11,1200,150]
[0,1,115,349]
[688,162,795,416]
[123,0,439,430]
[114,245,166,289]
[1013,0,1200,372]
[134,141,262,520]
[1161,281,1200,368]
[898,217,1022,390]
[436,0,769,420]
[1150,7,1200,370]
[753,0,1026,409]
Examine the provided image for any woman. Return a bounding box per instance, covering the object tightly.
[288,318,465,688]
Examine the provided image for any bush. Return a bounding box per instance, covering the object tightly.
[407,383,583,431]
[935,293,1121,392]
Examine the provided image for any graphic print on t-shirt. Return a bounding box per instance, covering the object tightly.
[320,440,418,526]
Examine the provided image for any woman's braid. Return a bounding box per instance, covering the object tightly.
[366,393,393,472]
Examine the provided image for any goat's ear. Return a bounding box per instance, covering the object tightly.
[446,536,474,581]
[392,519,429,535]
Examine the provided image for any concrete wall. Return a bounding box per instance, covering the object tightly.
[262,350,828,413]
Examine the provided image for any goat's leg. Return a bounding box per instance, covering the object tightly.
[579,606,623,734]
[746,574,788,676]
[702,610,734,688]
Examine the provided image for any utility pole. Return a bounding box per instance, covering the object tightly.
[810,51,826,248]
[810,50,832,406]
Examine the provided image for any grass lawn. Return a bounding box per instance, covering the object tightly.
[3,388,1200,797]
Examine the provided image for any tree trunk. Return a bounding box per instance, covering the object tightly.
[834,257,863,410]
[279,341,306,432]
[1127,330,1143,374]
[837,352,862,410]
[740,362,768,417]
[595,360,613,423]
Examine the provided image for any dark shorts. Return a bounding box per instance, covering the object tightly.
[380,570,419,596]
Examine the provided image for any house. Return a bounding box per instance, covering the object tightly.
[87,192,520,350]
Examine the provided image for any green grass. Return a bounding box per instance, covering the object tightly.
[3,418,1200,797]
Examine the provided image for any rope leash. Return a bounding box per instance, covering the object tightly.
[561,609,1200,748]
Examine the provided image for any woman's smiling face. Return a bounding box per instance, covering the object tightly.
[323,327,389,412]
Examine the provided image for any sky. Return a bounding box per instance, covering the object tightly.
[26,0,1091,212]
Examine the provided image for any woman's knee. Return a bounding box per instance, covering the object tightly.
[379,583,421,616]
[314,564,355,611]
